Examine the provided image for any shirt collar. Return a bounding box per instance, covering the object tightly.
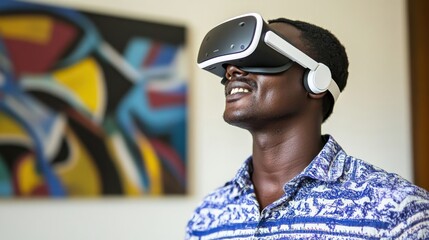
[232,156,254,190]
[299,135,346,182]
[232,135,346,190]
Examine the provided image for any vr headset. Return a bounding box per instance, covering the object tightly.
[197,13,340,102]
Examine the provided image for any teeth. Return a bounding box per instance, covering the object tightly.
[230,88,249,95]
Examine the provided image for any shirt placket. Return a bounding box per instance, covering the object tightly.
[252,177,304,239]
[238,184,263,239]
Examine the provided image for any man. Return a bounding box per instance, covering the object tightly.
[186,14,429,239]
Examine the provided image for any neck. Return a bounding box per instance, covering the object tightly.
[249,118,324,210]
[251,123,322,181]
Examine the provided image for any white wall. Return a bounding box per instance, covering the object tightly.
[0,0,411,239]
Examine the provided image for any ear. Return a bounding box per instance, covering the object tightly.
[308,91,327,100]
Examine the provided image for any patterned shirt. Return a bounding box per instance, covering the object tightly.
[186,135,429,239]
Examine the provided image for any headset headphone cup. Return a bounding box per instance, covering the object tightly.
[303,63,332,95]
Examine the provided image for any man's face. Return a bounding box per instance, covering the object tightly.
[222,23,310,130]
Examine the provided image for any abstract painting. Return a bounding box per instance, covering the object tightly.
[0,0,188,197]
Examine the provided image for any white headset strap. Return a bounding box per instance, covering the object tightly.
[328,79,340,102]
[265,30,340,102]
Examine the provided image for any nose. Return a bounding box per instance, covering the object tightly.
[225,65,248,80]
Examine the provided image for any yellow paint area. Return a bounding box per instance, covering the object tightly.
[0,15,53,44]
[0,111,29,139]
[53,57,104,118]
[137,132,162,195]
[16,154,44,195]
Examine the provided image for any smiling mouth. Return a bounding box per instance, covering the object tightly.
[224,76,256,98]
[228,87,250,95]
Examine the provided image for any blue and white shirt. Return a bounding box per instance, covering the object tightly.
[186,136,429,239]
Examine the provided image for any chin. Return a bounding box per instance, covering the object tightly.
[223,113,253,130]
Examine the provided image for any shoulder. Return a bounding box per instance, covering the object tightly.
[185,182,239,233]
[186,158,254,238]
[195,181,239,211]
[186,182,239,221]
[341,155,428,200]
[342,156,424,194]
[342,156,429,236]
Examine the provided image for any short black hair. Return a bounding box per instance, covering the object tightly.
[268,18,349,122]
